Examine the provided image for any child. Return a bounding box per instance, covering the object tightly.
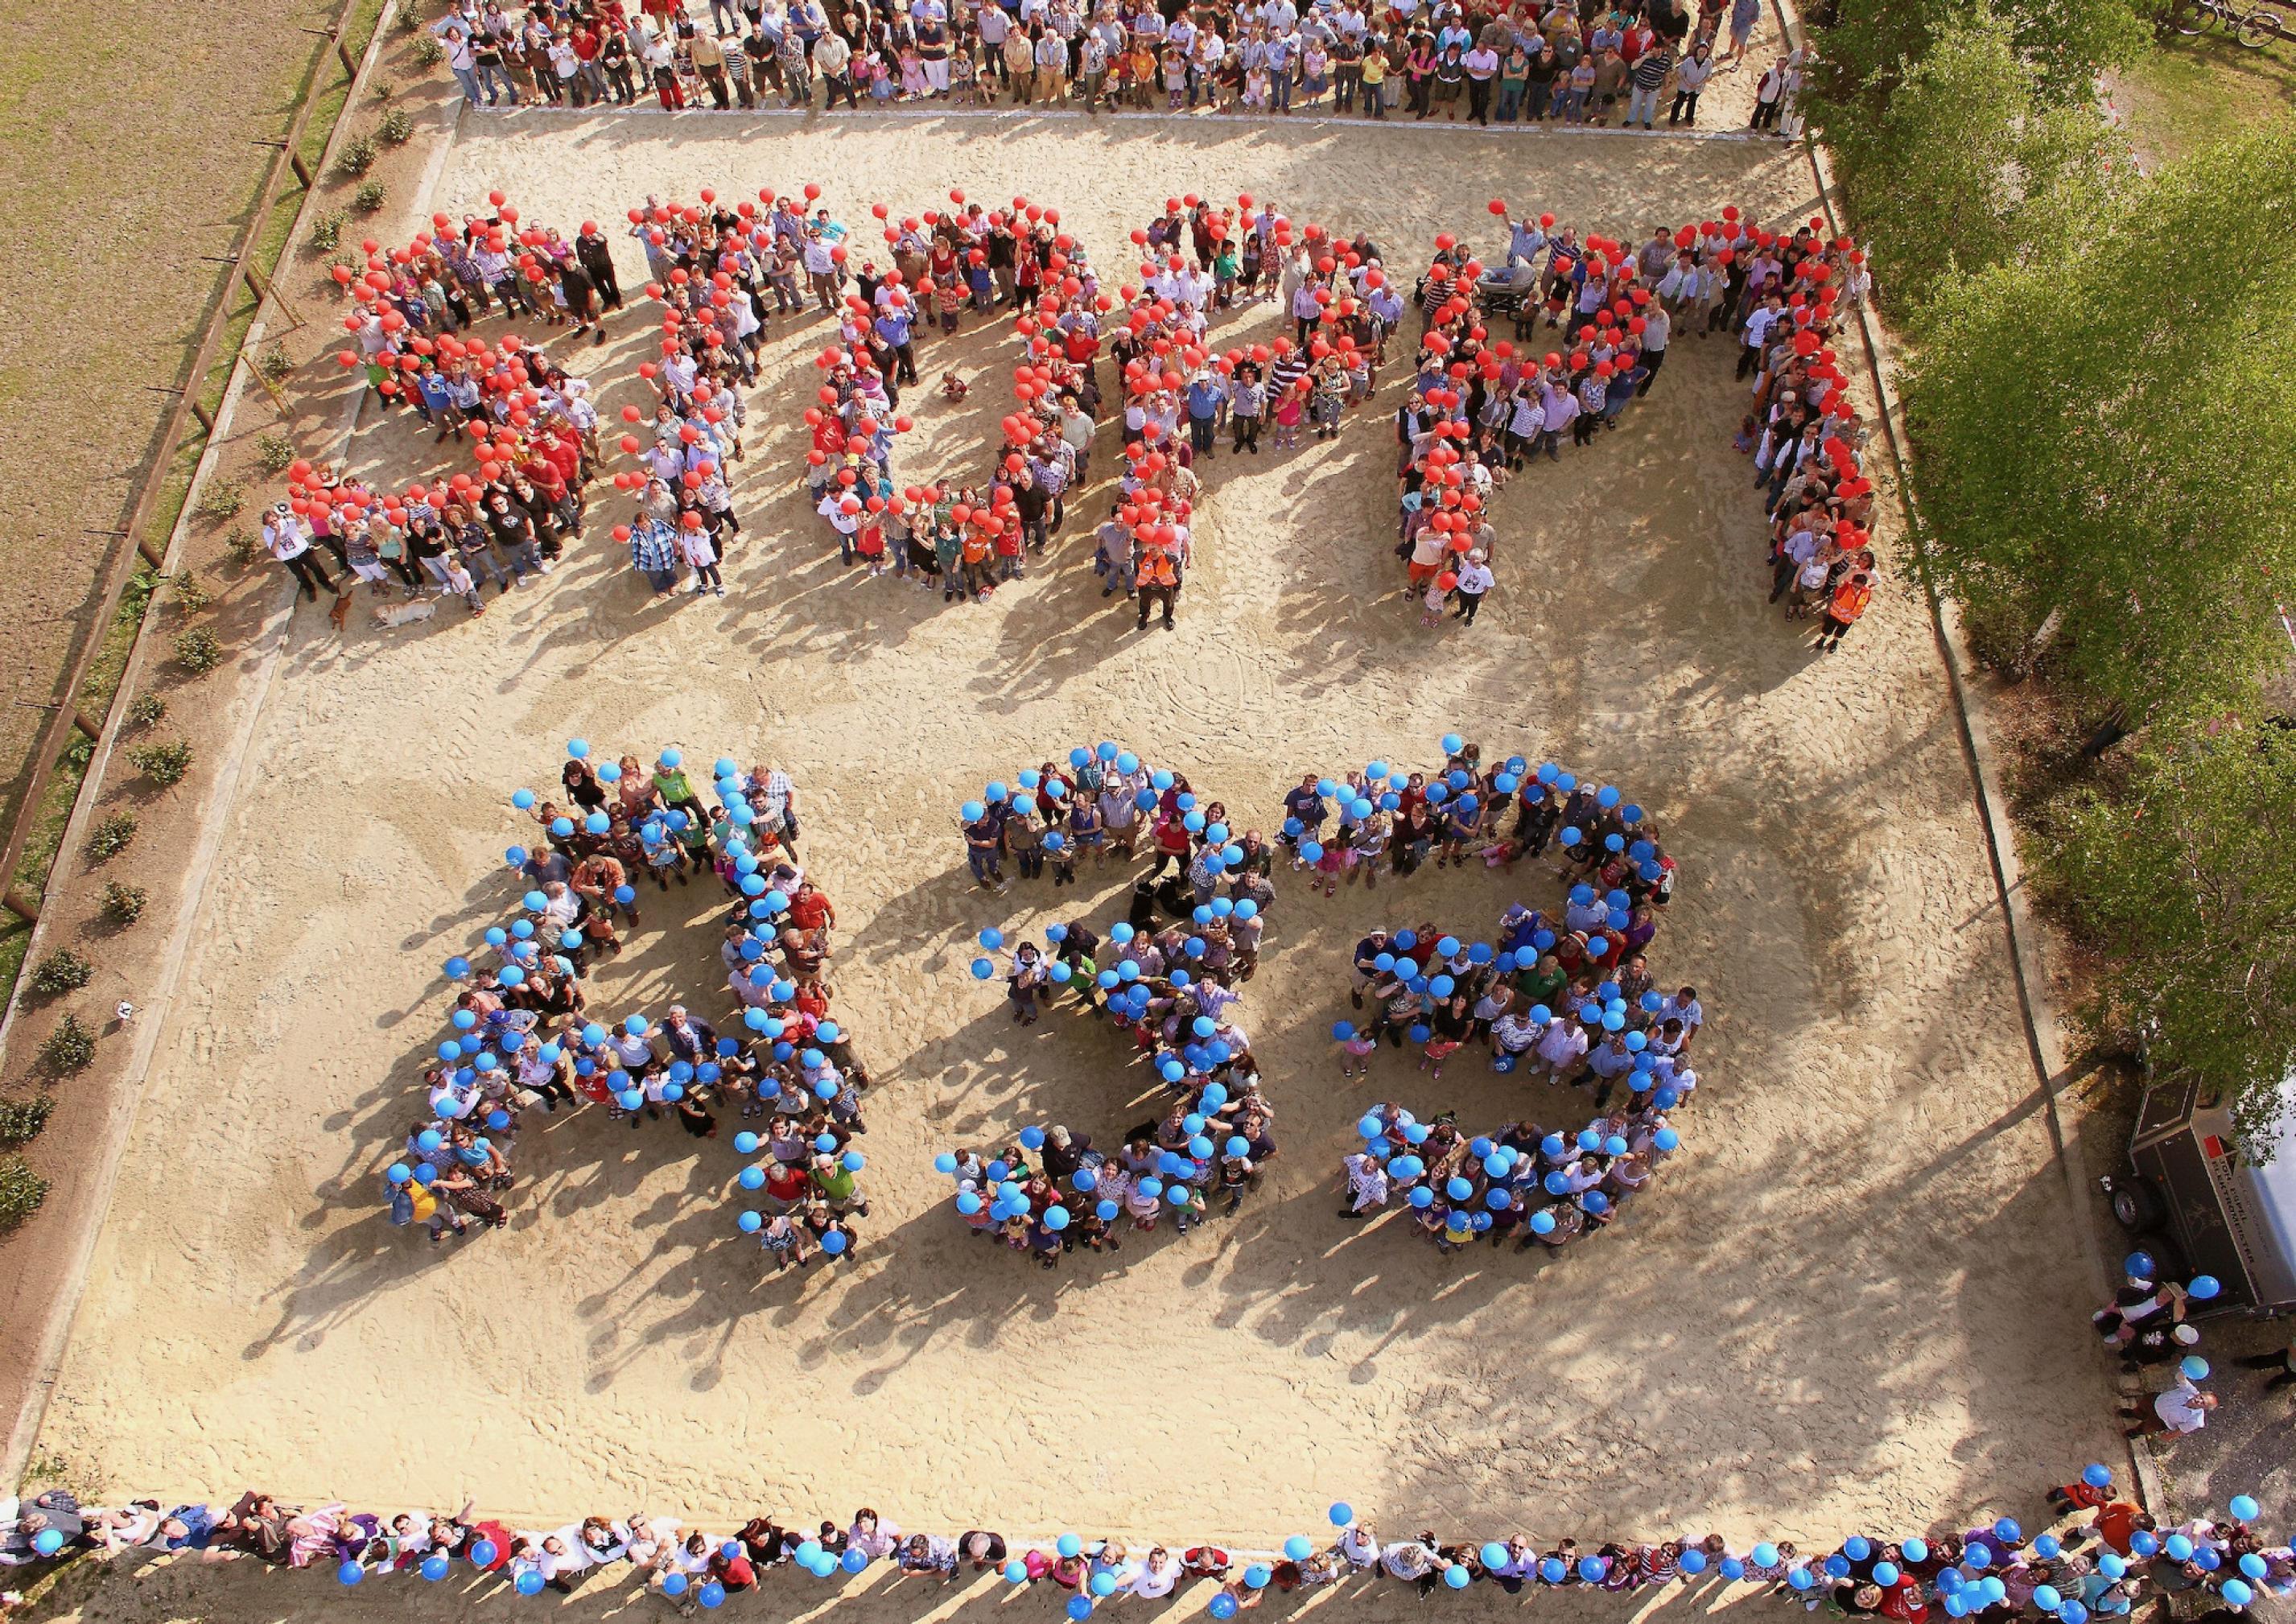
[680,525,724,596]
[1271,383,1305,450]
[1421,569,1453,628]
[1046,828,1076,888]
[1733,413,1758,454]
[1338,1022,1378,1081]
[441,556,486,615]
[1162,45,1188,108]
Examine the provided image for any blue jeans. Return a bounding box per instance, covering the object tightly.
[474,61,521,104]
[1494,81,1521,120]
[1552,84,1584,122]
[1271,68,1292,109]
[1626,84,1660,126]
[641,566,678,593]
[452,66,484,104]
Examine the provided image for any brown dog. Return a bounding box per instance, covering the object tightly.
[328,587,356,633]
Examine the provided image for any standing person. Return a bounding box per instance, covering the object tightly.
[1724,0,1761,68]
[1813,569,1871,653]
[1136,546,1179,632]
[1669,41,1713,124]
[1452,549,1493,625]
[2121,1374,2216,1440]
[1750,55,1786,128]
[262,501,340,603]
[1624,38,1672,129]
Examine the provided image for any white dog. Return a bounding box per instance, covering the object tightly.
[372,595,438,629]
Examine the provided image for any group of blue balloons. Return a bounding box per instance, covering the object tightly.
[1287,742,1653,877]
[417,743,869,1265]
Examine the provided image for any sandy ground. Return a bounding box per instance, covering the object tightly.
[27,113,2119,1560]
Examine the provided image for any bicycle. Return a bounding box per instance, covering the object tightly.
[2171,0,2286,48]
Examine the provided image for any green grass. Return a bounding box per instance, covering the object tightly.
[2114,32,2296,163]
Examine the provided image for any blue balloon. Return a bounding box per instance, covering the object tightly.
[1445,1565,1471,1589]
[1329,1502,1354,1527]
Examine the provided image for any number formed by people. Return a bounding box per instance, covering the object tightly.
[1305,736,1697,1255]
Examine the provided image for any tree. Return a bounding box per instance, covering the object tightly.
[2045,720,2296,1151]
[1826,15,2124,307]
[1902,125,2296,719]
[1808,0,2146,121]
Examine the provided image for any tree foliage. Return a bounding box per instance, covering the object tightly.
[2045,721,2296,1148]
[1901,125,2296,719]
[1825,15,2125,308]
[1808,0,2146,120]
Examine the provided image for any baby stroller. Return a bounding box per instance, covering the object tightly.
[1473,261,1540,318]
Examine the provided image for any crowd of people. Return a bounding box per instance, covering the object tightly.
[295,196,614,613]
[1717,214,1882,653]
[2089,1256,2256,1448]
[948,742,1279,1263]
[1269,736,1693,1253]
[1378,201,1873,633]
[420,0,1803,134]
[6,1474,2286,1619]
[308,173,1877,648]
[382,741,880,1267]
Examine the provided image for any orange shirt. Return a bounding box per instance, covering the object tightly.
[1830,579,1873,623]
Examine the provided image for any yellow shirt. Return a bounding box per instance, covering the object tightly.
[1362,52,1387,84]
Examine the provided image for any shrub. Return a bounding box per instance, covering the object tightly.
[336,134,378,178]
[195,479,244,521]
[256,344,295,385]
[308,208,348,253]
[254,431,297,473]
[126,694,167,730]
[372,76,398,101]
[85,811,138,863]
[129,740,194,788]
[37,1014,96,1076]
[174,626,225,674]
[223,527,261,568]
[411,32,444,68]
[169,570,211,613]
[0,1095,53,1147]
[381,109,414,145]
[0,1155,47,1232]
[101,882,147,927]
[27,950,93,997]
[353,179,389,214]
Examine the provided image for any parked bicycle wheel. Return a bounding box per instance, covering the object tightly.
[2236,6,2284,44]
